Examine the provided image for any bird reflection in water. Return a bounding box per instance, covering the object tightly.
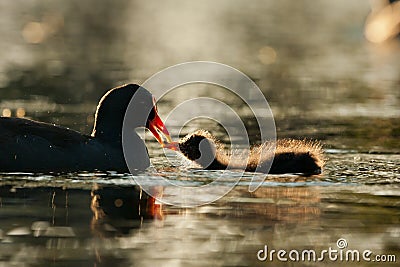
[89,184,164,266]
[220,186,321,223]
[90,184,163,237]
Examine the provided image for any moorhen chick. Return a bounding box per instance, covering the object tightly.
[165,130,324,175]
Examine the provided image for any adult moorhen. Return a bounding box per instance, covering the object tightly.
[0,84,171,173]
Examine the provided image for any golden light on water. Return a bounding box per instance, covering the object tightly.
[22,22,46,44]
[2,108,12,117]
[1,108,26,117]
[365,1,400,43]
[258,46,277,65]
[16,108,26,118]
[21,13,64,44]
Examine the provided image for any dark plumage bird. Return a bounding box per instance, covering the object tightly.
[0,84,171,173]
[165,130,324,175]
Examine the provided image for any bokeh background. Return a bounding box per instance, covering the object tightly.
[0,0,399,151]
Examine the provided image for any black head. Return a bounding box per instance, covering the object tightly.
[92,84,170,144]
[177,131,218,167]
[179,135,207,161]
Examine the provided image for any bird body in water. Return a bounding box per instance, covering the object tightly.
[0,83,323,175]
[166,130,324,175]
[0,84,171,173]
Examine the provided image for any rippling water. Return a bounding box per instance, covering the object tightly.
[0,0,399,266]
[0,146,398,266]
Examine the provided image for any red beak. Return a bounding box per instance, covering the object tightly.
[148,111,172,145]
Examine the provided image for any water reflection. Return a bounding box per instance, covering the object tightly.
[90,185,163,236]
[220,186,321,222]
[0,183,163,266]
[0,176,398,266]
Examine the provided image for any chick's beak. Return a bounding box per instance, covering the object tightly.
[148,111,172,145]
